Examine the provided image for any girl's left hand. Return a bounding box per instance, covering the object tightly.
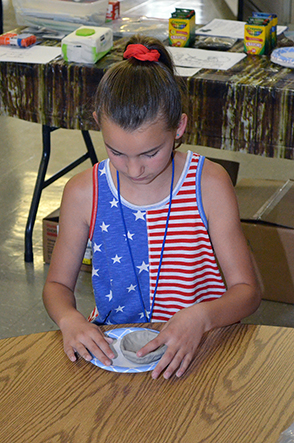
[137,306,206,379]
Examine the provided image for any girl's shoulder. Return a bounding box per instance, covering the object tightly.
[64,167,93,198]
[201,157,231,184]
[201,157,238,221]
[61,167,93,226]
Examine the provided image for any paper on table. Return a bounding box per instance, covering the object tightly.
[175,66,201,77]
[168,46,246,71]
[0,45,61,64]
[196,18,288,40]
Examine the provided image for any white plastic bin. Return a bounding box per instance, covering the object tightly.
[12,0,109,33]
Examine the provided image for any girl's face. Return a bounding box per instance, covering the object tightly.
[100,115,187,187]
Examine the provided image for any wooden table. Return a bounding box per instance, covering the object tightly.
[1,323,294,442]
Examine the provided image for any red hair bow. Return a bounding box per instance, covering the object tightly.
[123,44,160,62]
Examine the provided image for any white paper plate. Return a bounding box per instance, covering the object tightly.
[271,47,294,68]
[90,327,160,373]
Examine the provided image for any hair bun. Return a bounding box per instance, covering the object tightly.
[123,44,160,62]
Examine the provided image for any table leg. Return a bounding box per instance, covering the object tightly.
[25,125,52,262]
[237,0,244,20]
[82,130,98,165]
[24,125,98,262]
[0,0,3,35]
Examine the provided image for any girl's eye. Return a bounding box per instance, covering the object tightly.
[146,151,158,158]
[111,150,122,156]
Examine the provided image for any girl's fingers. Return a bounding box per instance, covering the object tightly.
[87,336,116,364]
[104,336,114,344]
[65,346,78,362]
[75,343,93,362]
[137,336,162,357]
[64,331,115,366]
[93,333,115,360]
[151,347,178,379]
[152,349,193,380]
[175,354,193,378]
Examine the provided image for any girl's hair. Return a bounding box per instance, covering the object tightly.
[95,34,186,132]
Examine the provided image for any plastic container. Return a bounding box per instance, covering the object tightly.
[61,26,113,64]
[12,0,109,33]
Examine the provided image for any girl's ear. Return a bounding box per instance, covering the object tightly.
[175,113,188,140]
[93,111,99,126]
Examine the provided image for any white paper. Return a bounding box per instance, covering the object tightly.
[175,66,201,77]
[168,46,246,71]
[196,19,288,40]
[0,45,61,64]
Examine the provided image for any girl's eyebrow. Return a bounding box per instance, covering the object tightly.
[141,146,162,155]
[105,143,163,155]
[105,143,121,154]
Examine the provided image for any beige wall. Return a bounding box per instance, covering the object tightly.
[225,0,238,16]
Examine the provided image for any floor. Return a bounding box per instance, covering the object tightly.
[1,0,294,340]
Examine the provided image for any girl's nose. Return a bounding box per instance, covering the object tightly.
[127,158,144,178]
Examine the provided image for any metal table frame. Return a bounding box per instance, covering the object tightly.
[237,0,244,20]
[0,0,3,36]
[24,126,98,262]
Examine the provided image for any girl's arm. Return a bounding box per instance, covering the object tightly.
[139,159,261,379]
[199,158,262,327]
[43,169,115,365]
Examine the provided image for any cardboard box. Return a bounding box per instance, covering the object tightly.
[43,208,92,272]
[235,178,294,304]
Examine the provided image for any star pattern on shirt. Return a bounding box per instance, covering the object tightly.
[92,160,151,325]
[92,267,99,277]
[133,210,146,221]
[110,198,118,208]
[112,254,122,264]
[139,310,151,320]
[137,261,149,273]
[124,231,134,241]
[93,243,102,253]
[127,284,137,292]
[105,290,113,301]
[100,166,106,176]
[115,305,125,313]
[100,221,110,232]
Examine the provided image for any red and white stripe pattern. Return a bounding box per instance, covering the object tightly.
[147,153,226,322]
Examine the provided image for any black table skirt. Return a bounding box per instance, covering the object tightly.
[1,35,294,159]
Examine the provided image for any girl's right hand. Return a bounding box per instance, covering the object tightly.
[59,312,115,365]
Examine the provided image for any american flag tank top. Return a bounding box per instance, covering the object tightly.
[88,151,226,325]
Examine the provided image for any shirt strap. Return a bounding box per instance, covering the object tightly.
[195,155,208,231]
[89,162,99,240]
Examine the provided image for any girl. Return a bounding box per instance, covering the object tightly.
[43,35,261,379]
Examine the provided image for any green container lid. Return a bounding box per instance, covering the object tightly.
[76,28,95,37]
